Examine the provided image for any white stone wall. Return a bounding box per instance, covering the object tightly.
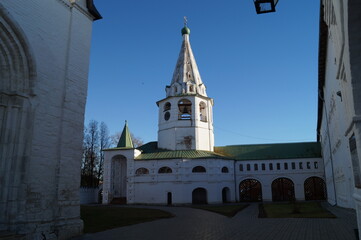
[235,158,325,201]
[0,0,97,239]
[131,158,235,204]
[80,187,101,204]
[158,96,214,151]
[103,152,324,204]
[320,1,361,238]
[319,32,355,208]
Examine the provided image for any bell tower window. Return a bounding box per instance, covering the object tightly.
[164,102,171,111]
[178,99,192,120]
[189,85,194,92]
[199,101,207,122]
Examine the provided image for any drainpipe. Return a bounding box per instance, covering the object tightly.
[319,90,337,206]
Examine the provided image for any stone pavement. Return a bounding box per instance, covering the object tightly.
[72,203,358,240]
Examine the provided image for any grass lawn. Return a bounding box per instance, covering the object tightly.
[260,202,336,218]
[192,204,249,217]
[81,205,174,233]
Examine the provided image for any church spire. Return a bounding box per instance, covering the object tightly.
[117,120,134,148]
[166,19,207,97]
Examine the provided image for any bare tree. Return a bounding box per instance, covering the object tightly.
[82,120,99,187]
[97,122,110,185]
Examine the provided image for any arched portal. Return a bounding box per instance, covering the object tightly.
[222,187,231,203]
[111,155,127,199]
[0,4,36,231]
[239,179,262,202]
[192,188,207,204]
[272,177,295,201]
[304,177,327,200]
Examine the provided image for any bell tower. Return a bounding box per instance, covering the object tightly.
[157,21,214,151]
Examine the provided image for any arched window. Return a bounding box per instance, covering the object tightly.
[221,167,229,173]
[178,99,192,120]
[158,166,172,174]
[135,168,149,175]
[164,102,171,111]
[199,102,207,122]
[189,85,194,92]
[192,166,206,173]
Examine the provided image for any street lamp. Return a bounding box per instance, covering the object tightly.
[254,0,279,14]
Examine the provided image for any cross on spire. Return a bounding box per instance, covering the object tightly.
[184,16,188,26]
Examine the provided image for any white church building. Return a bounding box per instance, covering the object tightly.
[102,24,326,205]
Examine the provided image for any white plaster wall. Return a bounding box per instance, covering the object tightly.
[158,96,214,151]
[320,0,360,209]
[0,1,96,239]
[79,187,100,204]
[235,158,325,201]
[131,159,235,204]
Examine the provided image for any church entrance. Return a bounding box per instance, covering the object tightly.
[222,187,231,203]
[111,155,127,202]
[272,177,295,201]
[304,177,326,200]
[192,188,207,204]
[239,179,262,202]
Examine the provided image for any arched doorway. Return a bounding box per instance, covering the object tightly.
[272,178,295,201]
[239,179,262,202]
[192,188,207,204]
[0,6,36,231]
[111,155,127,200]
[222,187,231,203]
[304,177,327,200]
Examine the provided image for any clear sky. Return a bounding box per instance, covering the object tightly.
[85,0,320,146]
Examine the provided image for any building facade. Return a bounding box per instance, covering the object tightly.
[0,0,100,239]
[103,25,326,206]
[317,0,361,238]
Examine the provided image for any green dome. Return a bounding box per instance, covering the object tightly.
[181,26,190,35]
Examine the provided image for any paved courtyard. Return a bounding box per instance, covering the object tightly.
[72,203,358,240]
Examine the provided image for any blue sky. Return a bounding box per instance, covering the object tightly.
[85,0,320,146]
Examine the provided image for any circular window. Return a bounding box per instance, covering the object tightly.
[164,111,170,121]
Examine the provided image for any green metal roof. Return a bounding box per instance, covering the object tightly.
[117,121,134,148]
[135,142,228,160]
[214,142,321,161]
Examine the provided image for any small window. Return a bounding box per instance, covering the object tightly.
[314,162,318,169]
[307,162,311,169]
[221,167,229,173]
[135,168,149,175]
[158,166,172,174]
[269,163,273,170]
[261,163,265,170]
[246,164,251,171]
[299,162,303,169]
[164,102,171,111]
[254,164,258,171]
[277,163,280,170]
[192,166,206,173]
[292,162,296,169]
[189,85,194,92]
[239,164,243,171]
[284,163,288,170]
[174,86,178,94]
